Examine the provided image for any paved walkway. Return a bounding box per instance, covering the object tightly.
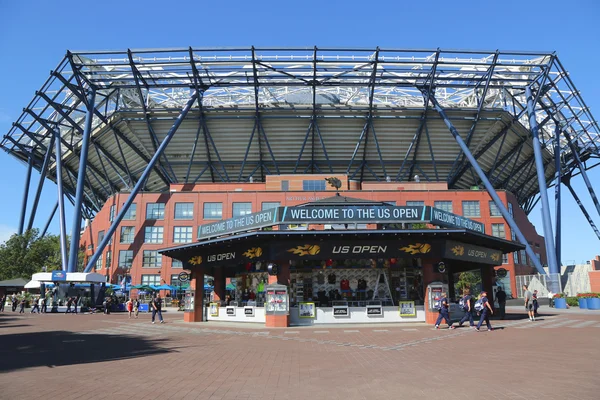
[1,310,599,400]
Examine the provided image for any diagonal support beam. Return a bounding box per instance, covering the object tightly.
[425,89,545,275]
[562,175,600,241]
[564,131,600,219]
[18,155,33,235]
[84,91,199,273]
[525,85,559,280]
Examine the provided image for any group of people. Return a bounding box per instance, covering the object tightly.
[435,289,495,332]
[123,294,164,323]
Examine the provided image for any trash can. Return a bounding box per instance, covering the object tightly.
[554,298,567,309]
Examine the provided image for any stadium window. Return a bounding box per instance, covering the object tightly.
[146,203,165,220]
[502,254,509,264]
[514,251,519,264]
[170,274,180,285]
[123,203,137,220]
[141,275,160,286]
[491,223,505,238]
[144,226,164,244]
[109,205,115,222]
[203,203,222,220]
[302,180,326,191]
[508,202,514,217]
[281,180,289,191]
[489,201,502,217]
[262,202,280,211]
[98,230,105,244]
[406,201,425,206]
[172,259,183,268]
[173,226,193,243]
[105,250,111,270]
[174,202,194,220]
[520,250,527,265]
[233,202,252,217]
[119,250,133,268]
[511,228,516,241]
[95,254,103,271]
[120,226,135,244]
[143,250,162,268]
[462,201,480,217]
[434,201,453,213]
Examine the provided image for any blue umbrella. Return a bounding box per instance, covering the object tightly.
[153,284,174,291]
[204,285,214,291]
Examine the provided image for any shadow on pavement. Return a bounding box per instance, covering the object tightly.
[0,330,173,373]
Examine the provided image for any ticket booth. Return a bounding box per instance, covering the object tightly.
[265,283,289,327]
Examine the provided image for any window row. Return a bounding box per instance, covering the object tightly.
[119,226,195,244]
[116,250,183,269]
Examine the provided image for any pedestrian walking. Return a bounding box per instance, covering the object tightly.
[434,292,455,329]
[0,295,6,312]
[151,294,164,324]
[523,285,535,321]
[496,287,507,319]
[18,298,25,314]
[457,288,474,328]
[73,294,81,314]
[134,298,140,319]
[532,290,539,316]
[126,298,134,319]
[475,291,494,331]
[65,297,73,313]
[30,297,40,313]
[547,291,554,308]
[41,296,47,313]
[11,294,18,312]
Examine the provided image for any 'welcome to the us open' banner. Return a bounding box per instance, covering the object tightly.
[198,205,485,240]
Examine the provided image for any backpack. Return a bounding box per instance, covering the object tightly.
[474,298,485,312]
[433,298,442,310]
[459,295,470,311]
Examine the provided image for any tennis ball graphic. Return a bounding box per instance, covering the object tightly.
[308,245,320,255]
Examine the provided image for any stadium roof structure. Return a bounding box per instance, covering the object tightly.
[2,47,600,220]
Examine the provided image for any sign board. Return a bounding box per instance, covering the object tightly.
[51,270,66,282]
[332,306,349,317]
[366,305,383,316]
[299,302,316,318]
[444,240,503,265]
[244,306,255,317]
[209,302,219,317]
[399,301,416,317]
[197,205,486,240]
[178,272,189,282]
[496,268,508,278]
[226,306,236,316]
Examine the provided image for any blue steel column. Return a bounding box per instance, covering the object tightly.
[554,125,561,267]
[27,134,55,231]
[41,202,58,237]
[55,129,69,271]
[68,89,96,273]
[427,92,546,274]
[84,91,199,273]
[18,155,33,235]
[564,131,600,218]
[525,86,560,282]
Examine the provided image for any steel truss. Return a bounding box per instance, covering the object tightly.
[2,47,600,273]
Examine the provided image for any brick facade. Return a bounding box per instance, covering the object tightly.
[79,175,546,297]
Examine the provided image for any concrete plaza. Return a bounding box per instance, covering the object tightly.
[1,308,599,400]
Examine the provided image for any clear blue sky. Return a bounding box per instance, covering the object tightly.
[0,0,598,264]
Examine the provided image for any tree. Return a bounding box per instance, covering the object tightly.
[454,271,482,295]
[0,229,63,280]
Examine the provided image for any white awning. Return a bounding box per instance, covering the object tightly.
[31,272,106,283]
[24,280,41,289]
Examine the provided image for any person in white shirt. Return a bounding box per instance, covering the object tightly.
[547,291,554,308]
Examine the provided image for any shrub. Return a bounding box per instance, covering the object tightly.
[566,297,579,307]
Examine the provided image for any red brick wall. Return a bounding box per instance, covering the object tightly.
[589,271,600,292]
[80,176,546,294]
[590,256,600,271]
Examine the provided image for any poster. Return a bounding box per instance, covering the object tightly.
[209,302,219,317]
[299,302,315,318]
[399,301,416,317]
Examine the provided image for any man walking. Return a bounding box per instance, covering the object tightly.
[457,288,474,328]
[41,296,47,313]
[11,294,18,312]
[496,287,507,320]
[151,294,164,324]
[523,285,535,321]
[475,291,494,331]
[73,294,81,314]
[30,297,40,314]
[0,295,6,312]
[434,292,455,330]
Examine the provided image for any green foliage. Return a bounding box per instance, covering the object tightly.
[0,229,63,280]
[566,297,579,307]
[455,271,482,294]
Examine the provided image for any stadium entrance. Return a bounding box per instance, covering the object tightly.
[160,196,522,327]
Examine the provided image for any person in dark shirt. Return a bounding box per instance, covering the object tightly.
[0,295,6,312]
[476,291,494,332]
[495,287,507,320]
[151,294,164,324]
[65,297,73,313]
[434,292,455,330]
[457,288,474,328]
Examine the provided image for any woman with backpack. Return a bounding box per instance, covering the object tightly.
[434,292,455,330]
[475,291,494,332]
[457,288,475,328]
